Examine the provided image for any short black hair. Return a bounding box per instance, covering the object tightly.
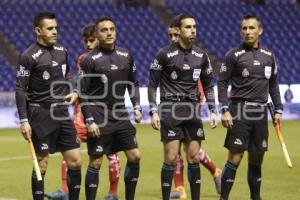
[81,23,95,38]
[168,16,179,28]
[95,16,116,28]
[33,12,56,28]
[173,13,195,27]
[240,14,262,28]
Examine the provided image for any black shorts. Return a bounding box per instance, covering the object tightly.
[224,103,269,152]
[159,102,204,142]
[27,104,80,154]
[87,106,138,156]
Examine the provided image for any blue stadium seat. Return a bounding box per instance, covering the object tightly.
[0,0,299,92]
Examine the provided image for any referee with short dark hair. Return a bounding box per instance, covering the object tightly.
[15,12,82,200]
[148,13,218,200]
[218,14,283,200]
[79,16,142,200]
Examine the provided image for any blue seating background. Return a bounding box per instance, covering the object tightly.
[0,0,299,91]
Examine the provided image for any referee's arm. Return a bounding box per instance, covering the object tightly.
[127,54,140,108]
[148,52,164,113]
[269,55,283,113]
[200,53,216,112]
[78,57,94,123]
[15,55,32,122]
[218,52,234,110]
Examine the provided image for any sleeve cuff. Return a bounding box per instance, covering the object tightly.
[20,118,28,123]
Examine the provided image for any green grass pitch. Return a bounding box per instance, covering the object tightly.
[0,121,299,199]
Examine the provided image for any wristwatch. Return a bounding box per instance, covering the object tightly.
[85,118,94,126]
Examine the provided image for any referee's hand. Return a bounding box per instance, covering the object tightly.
[20,122,32,141]
[87,122,100,137]
[64,92,78,105]
[221,111,233,129]
[134,110,143,123]
[274,113,282,127]
[151,113,160,130]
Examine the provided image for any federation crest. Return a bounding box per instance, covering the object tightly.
[193,69,201,81]
[264,66,272,79]
[170,71,178,80]
[242,68,250,78]
[42,71,50,80]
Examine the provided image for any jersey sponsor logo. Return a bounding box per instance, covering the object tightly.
[193,69,201,81]
[264,66,272,79]
[183,64,191,70]
[116,50,128,57]
[234,138,242,145]
[131,177,138,182]
[162,182,170,187]
[220,63,227,73]
[150,59,162,70]
[62,64,67,77]
[242,68,250,78]
[53,46,64,51]
[89,184,98,188]
[167,50,178,58]
[17,65,30,77]
[41,143,49,150]
[32,49,42,60]
[253,60,261,66]
[192,50,203,58]
[226,179,235,182]
[95,145,103,152]
[234,50,245,57]
[167,130,176,137]
[260,49,272,56]
[196,128,204,137]
[111,64,119,70]
[52,60,58,66]
[170,71,178,80]
[92,52,102,60]
[42,71,50,80]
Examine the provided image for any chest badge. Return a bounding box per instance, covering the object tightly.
[62,64,66,77]
[253,60,260,66]
[264,66,272,79]
[170,71,178,80]
[42,71,50,80]
[183,64,190,70]
[193,69,201,81]
[242,68,250,78]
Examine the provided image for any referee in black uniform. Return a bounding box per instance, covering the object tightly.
[79,17,142,200]
[15,12,82,200]
[148,14,217,200]
[218,14,283,200]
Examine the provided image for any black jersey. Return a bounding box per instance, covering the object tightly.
[79,46,140,121]
[148,43,216,111]
[15,42,73,120]
[218,43,283,112]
